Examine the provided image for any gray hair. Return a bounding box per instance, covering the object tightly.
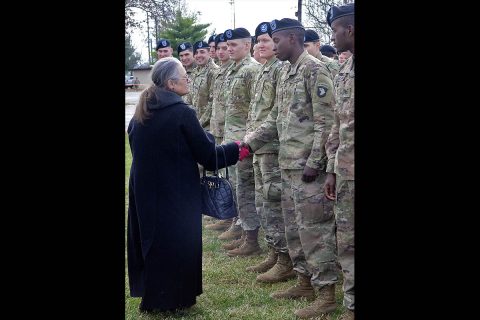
[133,57,183,124]
[151,57,183,88]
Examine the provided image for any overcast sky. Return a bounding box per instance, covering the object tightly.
[130,0,300,63]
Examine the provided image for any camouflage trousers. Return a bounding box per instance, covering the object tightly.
[253,153,287,253]
[229,155,260,230]
[335,178,354,310]
[281,169,338,288]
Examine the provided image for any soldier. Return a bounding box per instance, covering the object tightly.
[191,40,219,130]
[177,42,196,104]
[204,33,238,234]
[207,34,219,64]
[252,43,267,64]
[320,44,337,59]
[155,39,173,59]
[304,29,340,78]
[221,27,262,257]
[324,4,355,320]
[243,21,295,284]
[242,18,338,318]
[338,50,352,64]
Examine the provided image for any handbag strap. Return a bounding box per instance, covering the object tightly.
[220,145,229,180]
[203,140,220,178]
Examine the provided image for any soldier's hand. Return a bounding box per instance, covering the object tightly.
[302,165,318,183]
[324,173,336,200]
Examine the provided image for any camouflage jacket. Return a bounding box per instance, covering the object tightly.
[246,57,283,154]
[190,58,219,130]
[223,55,261,142]
[326,55,354,180]
[183,62,197,105]
[209,60,234,139]
[314,52,340,79]
[245,50,334,171]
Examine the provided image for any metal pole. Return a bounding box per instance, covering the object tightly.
[146,11,151,65]
[297,0,302,23]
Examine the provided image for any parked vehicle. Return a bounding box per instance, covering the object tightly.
[125,75,140,89]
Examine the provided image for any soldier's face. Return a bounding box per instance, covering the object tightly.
[338,50,352,64]
[216,42,229,62]
[256,33,275,60]
[227,39,250,62]
[304,41,320,56]
[209,42,216,59]
[157,47,173,59]
[331,19,353,53]
[179,50,195,68]
[194,48,210,66]
[272,32,291,61]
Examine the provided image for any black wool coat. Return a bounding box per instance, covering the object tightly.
[127,88,239,311]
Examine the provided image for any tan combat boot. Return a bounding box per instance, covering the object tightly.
[222,231,246,250]
[246,246,278,273]
[294,284,337,318]
[256,251,296,283]
[338,309,354,320]
[270,273,314,300]
[226,228,262,257]
[218,221,243,240]
[205,217,233,231]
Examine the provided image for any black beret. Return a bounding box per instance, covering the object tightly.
[208,35,216,44]
[214,33,226,46]
[270,18,304,35]
[327,3,354,27]
[177,42,193,54]
[155,39,171,50]
[193,41,209,54]
[320,45,336,55]
[304,29,320,42]
[224,27,251,40]
[255,21,272,39]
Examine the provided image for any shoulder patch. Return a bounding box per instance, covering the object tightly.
[317,84,328,97]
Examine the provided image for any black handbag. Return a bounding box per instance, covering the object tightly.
[200,145,238,220]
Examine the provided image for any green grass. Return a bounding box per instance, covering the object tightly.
[125,133,347,319]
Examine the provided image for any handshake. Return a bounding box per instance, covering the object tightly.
[235,141,251,161]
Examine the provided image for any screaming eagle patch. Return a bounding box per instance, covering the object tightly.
[317,85,328,98]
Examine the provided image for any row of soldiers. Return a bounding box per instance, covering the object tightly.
[154,3,355,319]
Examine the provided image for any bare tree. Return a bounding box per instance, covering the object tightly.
[125,0,183,31]
[303,0,352,44]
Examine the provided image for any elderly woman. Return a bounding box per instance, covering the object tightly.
[127,57,241,313]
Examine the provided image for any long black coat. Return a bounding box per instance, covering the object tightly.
[127,88,239,311]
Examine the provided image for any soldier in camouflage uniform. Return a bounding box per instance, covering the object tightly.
[177,42,197,105]
[242,18,338,319]
[324,4,355,320]
[243,22,295,284]
[220,27,262,257]
[190,40,219,130]
[204,33,238,234]
[155,39,173,59]
[208,34,220,65]
[304,29,340,78]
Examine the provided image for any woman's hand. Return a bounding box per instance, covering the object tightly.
[235,141,250,161]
